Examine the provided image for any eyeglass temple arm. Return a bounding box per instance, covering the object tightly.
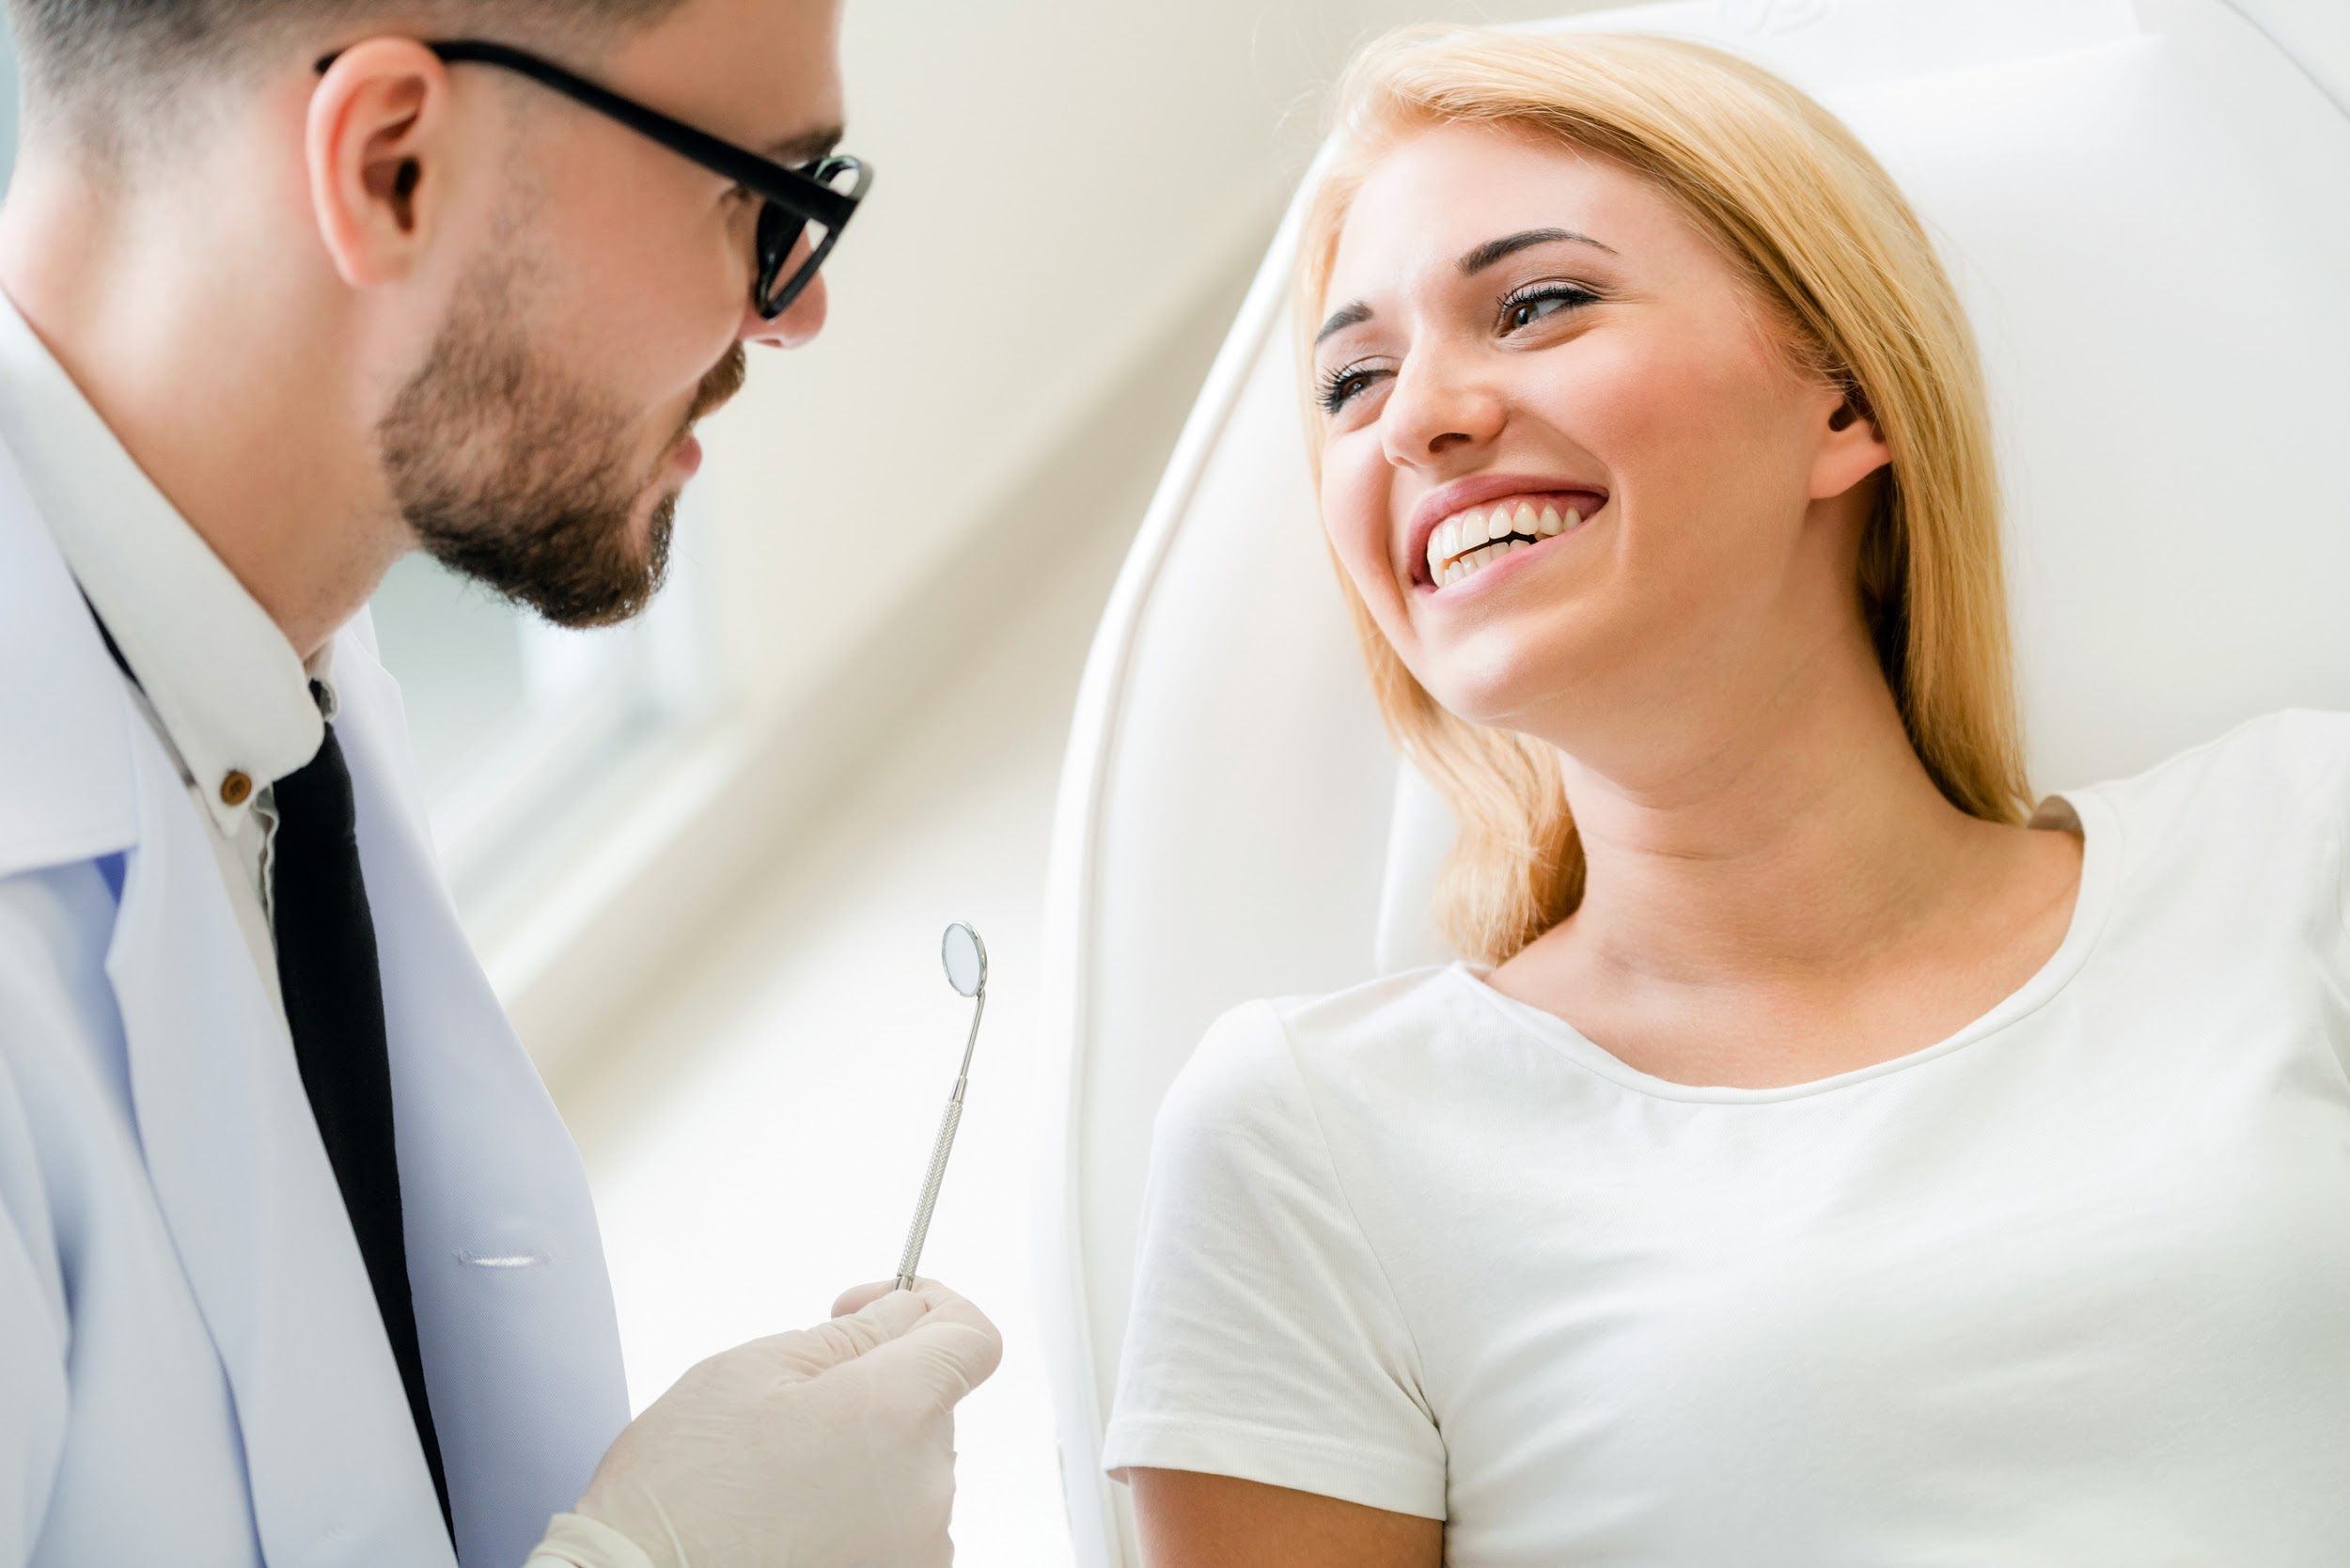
[314,39,858,227]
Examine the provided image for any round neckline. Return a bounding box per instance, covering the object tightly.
[1450,789,2123,1105]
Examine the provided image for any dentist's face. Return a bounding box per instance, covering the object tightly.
[1312,122,1885,743]
[385,0,843,627]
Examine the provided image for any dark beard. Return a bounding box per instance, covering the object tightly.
[379,259,746,628]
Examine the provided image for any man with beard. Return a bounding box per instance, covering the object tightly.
[0,3,999,1567]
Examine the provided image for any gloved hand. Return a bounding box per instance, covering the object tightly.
[529,1278,1001,1568]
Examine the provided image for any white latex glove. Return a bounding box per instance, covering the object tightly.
[527,1278,1001,1568]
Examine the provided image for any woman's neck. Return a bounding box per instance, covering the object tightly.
[1566,664,1974,985]
[1491,626,2078,1088]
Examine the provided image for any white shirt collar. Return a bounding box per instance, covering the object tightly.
[0,288,325,834]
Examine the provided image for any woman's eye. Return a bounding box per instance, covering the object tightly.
[1500,285,1597,333]
[1318,363,1391,416]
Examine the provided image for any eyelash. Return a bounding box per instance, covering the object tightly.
[1317,282,1603,416]
[1497,281,1600,332]
[1317,361,1387,416]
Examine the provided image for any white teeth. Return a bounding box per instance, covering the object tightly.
[1429,498,1601,588]
[1427,519,1467,581]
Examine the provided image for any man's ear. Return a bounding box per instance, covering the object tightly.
[306,39,458,290]
[1809,383,1893,502]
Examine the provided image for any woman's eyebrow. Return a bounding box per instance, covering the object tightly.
[1317,226,1617,344]
[1316,300,1373,345]
[1460,227,1618,274]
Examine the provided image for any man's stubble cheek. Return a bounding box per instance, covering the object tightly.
[383,260,662,625]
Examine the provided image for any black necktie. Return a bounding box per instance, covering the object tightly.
[273,693,453,1536]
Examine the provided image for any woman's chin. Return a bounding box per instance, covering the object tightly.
[1426,614,1650,742]
[1418,647,1571,733]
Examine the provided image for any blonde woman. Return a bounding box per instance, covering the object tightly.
[1100,26,2350,1568]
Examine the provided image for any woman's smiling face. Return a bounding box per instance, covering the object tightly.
[1314,121,1888,744]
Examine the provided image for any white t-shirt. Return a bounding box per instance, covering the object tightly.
[1103,712,2350,1566]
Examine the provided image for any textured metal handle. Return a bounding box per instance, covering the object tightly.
[895,1097,963,1291]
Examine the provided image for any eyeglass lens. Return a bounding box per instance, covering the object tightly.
[756,159,867,318]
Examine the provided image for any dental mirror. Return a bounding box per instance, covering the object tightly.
[895,922,990,1291]
[943,920,986,997]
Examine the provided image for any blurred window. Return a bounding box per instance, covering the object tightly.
[368,504,718,922]
[0,15,17,187]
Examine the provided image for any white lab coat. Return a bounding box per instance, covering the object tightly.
[0,432,630,1567]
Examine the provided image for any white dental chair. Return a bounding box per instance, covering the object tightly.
[1034,3,2350,1562]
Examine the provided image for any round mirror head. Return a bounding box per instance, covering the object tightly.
[942,922,987,998]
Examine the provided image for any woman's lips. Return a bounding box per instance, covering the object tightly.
[1406,474,1609,578]
[1413,489,1607,588]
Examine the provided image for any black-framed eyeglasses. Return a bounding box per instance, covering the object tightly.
[317,39,870,319]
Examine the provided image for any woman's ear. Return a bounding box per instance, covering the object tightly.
[1810,387,1893,502]
[305,39,457,290]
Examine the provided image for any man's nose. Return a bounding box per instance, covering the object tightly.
[742,271,828,349]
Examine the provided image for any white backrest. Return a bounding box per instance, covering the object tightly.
[1036,4,2350,1562]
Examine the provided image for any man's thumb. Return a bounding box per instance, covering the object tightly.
[859,1296,1003,1407]
[761,1288,932,1376]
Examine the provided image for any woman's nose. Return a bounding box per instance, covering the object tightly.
[1380,352,1504,468]
[742,270,828,349]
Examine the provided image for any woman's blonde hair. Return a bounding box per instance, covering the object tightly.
[1297,27,2030,964]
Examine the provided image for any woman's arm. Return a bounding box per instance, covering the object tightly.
[1130,1468,1442,1568]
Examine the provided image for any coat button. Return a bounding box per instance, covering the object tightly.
[220,771,253,807]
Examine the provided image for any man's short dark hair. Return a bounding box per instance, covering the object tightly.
[8,0,689,158]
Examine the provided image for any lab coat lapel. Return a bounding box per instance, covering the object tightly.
[333,619,631,1568]
[2,446,451,1564]
[0,448,131,875]
[106,705,458,1568]
[5,431,623,1567]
